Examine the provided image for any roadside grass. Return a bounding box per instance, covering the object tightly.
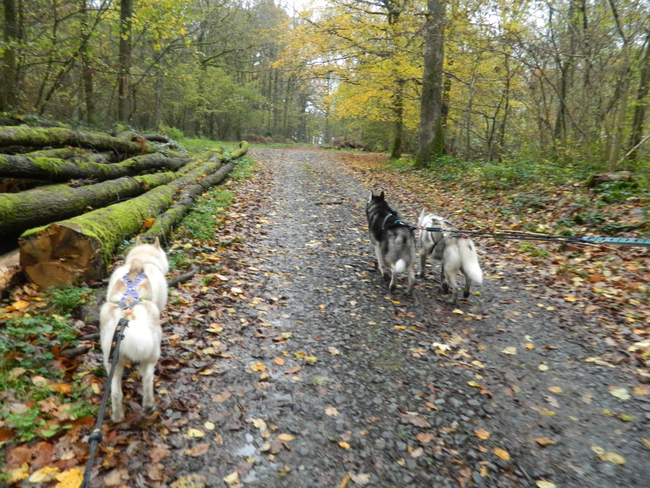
[0,135,255,452]
[169,154,256,272]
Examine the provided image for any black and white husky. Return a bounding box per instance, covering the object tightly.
[366,191,416,293]
[417,210,483,303]
[99,237,168,422]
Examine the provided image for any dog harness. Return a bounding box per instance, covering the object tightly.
[118,271,147,310]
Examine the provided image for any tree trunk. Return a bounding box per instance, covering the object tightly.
[415,0,447,168]
[117,0,134,122]
[0,126,153,154]
[1,172,176,235]
[629,30,650,161]
[0,153,189,181]
[389,81,404,159]
[1,0,19,111]
[80,0,96,125]
[19,152,226,288]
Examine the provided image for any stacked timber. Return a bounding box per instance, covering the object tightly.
[0,126,248,290]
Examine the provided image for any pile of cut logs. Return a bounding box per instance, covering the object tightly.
[0,125,248,292]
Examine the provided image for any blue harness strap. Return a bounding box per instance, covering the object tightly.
[118,272,147,309]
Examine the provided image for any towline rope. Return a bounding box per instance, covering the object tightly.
[419,227,650,248]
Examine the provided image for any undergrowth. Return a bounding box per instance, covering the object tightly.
[0,285,96,444]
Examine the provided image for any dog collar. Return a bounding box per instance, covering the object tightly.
[118,272,147,309]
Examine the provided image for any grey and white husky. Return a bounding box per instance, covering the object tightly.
[417,210,483,303]
[366,191,416,293]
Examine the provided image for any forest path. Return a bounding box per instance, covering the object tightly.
[160,147,648,488]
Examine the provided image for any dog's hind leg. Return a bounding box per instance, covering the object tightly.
[109,359,126,423]
[419,250,428,278]
[141,361,156,415]
[463,273,472,299]
[406,264,416,294]
[373,242,386,277]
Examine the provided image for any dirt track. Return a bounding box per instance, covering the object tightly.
[156,147,649,488]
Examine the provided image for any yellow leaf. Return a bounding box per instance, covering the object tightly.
[274,357,285,366]
[525,343,535,350]
[536,482,557,488]
[223,471,240,486]
[535,437,557,446]
[467,381,482,388]
[452,309,464,314]
[339,441,351,449]
[501,347,517,355]
[278,433,294,441]
[204,421,215,431]
[339,473,351,488]
[29,466,60,483]
[548,387,562,394]
[12,300,30,310]
[494,448,510,461]
[565,295,577,302]
[474,429,490,440]
[602,452,626,465]
[538,364,549,371]
[187,428,205,438]
[54,468,83,488]
[641,438,650,450]
[608,387,631,400]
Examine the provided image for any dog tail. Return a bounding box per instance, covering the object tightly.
[459,239,483,285]
[394,259,407,273]
[128,258,144,281]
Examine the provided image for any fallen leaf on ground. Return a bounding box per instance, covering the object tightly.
[350,473,370,485]
[608,387,631,400]
[494,448,510,461]
[535,437,557,447]
[502,347,517,355]
[187,428,205,438]
[278,433,294,441]
[339,441,350,449]
[474,429,490,440]
[399,411,431,428]
[185,442,210,456]
[223,471,240,486]
[325,406,339,416]
[416,432,434,444]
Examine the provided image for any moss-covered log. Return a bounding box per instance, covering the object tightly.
[144,162,235,241]
[19,152,226,287]
[0,126,154,154]
[0,153,190,181]
[1,172,176,235]
[21,147,116,163]
[229,141,249,160]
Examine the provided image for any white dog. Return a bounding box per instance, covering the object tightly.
[417,211,483,303]
[99,237,168,422]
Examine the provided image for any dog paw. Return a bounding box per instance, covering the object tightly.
[111,411,125,423]
[144,405,156,415]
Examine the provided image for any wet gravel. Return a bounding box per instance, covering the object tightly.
[159,148,650,488]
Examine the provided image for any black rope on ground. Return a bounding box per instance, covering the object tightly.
[81,317,129,488]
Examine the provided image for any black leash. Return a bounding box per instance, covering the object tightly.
[81,317,129,488]
[420,227,650,248]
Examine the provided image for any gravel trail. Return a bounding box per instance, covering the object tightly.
[161,147,649,488]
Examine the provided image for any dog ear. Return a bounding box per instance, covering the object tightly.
[135,236,142,246]
[368,191,374,202]
[154,237,161,249]
[379,191,384,200]
[420,209,426,219]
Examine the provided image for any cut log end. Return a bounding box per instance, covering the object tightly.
[19,223,105,288]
